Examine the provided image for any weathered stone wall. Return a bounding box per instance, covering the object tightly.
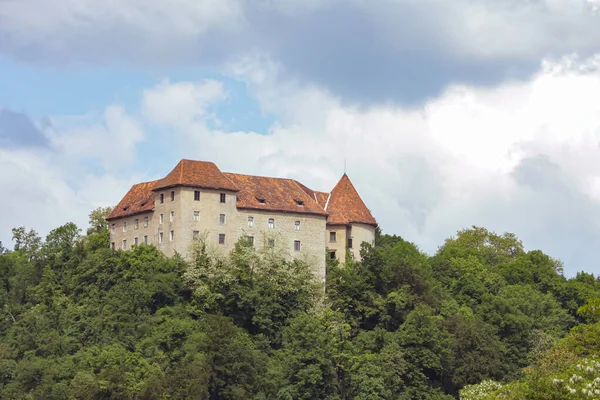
[236,209,327,281]
[108,188,328,280]
[348,223,376,261]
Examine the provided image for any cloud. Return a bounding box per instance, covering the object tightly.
[0,109,49,148]
[47,105,144,169]
[132,53,600,275]
[3,0,600,103]
[0,104,148,249]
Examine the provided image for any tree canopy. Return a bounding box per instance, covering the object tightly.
[0,216,599,399]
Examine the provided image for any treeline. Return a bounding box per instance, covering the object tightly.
[0,208,599,399]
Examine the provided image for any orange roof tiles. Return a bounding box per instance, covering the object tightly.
[106,159,376,225]
[106,180,158,220]
[153,159,239,192]
[326,174,377,226]
[223,173,328,216]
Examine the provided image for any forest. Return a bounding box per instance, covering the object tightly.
[1,207,600,399]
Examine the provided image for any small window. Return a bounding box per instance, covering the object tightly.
[258,198,266,204]
[144,216,149,228]
[194,190,200,201]
[111,224,116,233]
[144,235,148,245]
[159,232,163,243]
[220,214,226,224]
[249,236,254,246]
[219,234,225,245]
[329,231,336,242]
[123,222,127,233]
[134,237,139,246]
[111,242,115,250]
[171,191,175,201]
[296,200,304,206]
[193,230,200,241]
[295,221,301,231]
[268,238,275,248]
[194,211,200,222]
[220,193,226,203]
[170,211,174,223]
[134,219,139,230]
[170,230,174,241]
[348,238,353,249]
[268,218,274,229]
[294,240,301,251]
[160,193,164,204]
[122,239,127,250]
[160,214,164,224]
[330,251,336,260]
[248,216,254,227]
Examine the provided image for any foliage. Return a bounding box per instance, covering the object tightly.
[0,221,599,399]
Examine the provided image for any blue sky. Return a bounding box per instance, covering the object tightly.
[2,0,600,276]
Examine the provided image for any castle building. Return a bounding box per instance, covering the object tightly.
[106,159,377,278]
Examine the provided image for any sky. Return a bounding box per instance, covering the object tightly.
[2,0,600,276]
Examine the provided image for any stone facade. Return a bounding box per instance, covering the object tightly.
[107,159,377,280]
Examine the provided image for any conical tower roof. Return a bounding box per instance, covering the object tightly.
[326,174,376,226]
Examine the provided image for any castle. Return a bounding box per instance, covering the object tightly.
[106,159,377,278]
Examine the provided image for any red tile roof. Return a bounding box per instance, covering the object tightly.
[106,160,376,225]
[326,174,377,226]
[106,180,158,220]
[153,159,239,192]
[223,173,328,216]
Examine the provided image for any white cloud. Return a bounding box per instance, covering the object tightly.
[142,79,227,128]
[136,53,600,275]
[47,105,144,169]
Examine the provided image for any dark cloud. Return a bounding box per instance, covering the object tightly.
[0,109,48,148]
[0,0,571,105]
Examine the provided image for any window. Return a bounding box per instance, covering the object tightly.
[268,218,274,229]
[171,191,175,201]
[144,235,148,245]
[193,230,200,241]
[220,214,226,224]
[160,193,164,203]
[295,221,301,231]
[220,193,226,203]
[294,240,301,251]
[257,198,266,204]
[111,242,115,250]
[159,232,163,243]
[170,211,174,223]
[134,237,139,246]
[111,224,116,233]
[248,236,254,246]
[296,200,304,206]
[194,211,200,222]
[170,230,174,241]
[159,214,164,224]
[123,222,127,232]
[194,190,200,201]
[134,219,139,230]
[219,234,225,244]
[268,238,275,248]
[348,238,353,249]
[329,231,337,242]
[248,216,254,227]
[330,251,336,260]
[122,239,127,250]
[144,216,148,228]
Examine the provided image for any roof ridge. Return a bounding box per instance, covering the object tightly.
[290,179,326,210]
[179,160,184,183]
